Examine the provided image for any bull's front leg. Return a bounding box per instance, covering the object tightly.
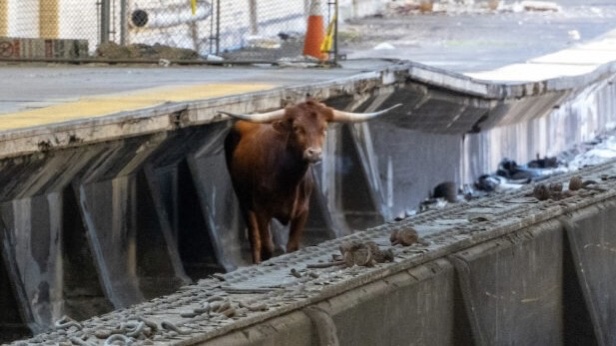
[287,207,309,253]
[257,214,275,261]
[247,211,275,263]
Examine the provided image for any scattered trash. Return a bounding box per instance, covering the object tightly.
[415,131,616,214]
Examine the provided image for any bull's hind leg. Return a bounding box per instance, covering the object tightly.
[246,211,263,263]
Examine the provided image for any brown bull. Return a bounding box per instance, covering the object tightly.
[221,99,401,263]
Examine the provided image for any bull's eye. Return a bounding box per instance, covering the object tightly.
[293,126,303,134]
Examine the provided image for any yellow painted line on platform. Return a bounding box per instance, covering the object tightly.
[0,83,274,131]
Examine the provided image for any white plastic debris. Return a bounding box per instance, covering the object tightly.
[204,54,224,62]
[373,42,396,50]
[246,35,281,49]
[519,1,562,12]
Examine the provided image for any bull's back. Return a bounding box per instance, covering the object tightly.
[224,121,282,192]
[225,121,273,171]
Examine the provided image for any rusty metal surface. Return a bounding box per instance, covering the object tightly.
[7,160,616,346]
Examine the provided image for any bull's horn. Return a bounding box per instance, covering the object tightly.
[218,109,285,123]
[331,103,402,122]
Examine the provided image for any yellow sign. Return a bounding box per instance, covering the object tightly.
[191,0,197,14]
[320,14,336,53]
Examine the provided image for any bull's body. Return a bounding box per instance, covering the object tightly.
[222,100,400,263]
[225,120,314,263]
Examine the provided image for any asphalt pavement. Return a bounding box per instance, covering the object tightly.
[1,0,616,124]
[342,0,616,72]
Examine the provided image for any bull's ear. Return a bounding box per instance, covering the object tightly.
[272,119,290,133]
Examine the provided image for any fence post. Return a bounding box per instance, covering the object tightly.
[100,0,111,44]
[333,0,339,64]
[120,0,127,45]
[216,0,221,54]
[249,0,257,35]
[39,0,59,38]
[0,1,6,36]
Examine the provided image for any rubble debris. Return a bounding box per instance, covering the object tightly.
[531,175,607,201]
[309,240,397,268]
[532,183,551,201]
[239,301,268,312]
[54,315,82,331]
[568,175,583,191]
[306,260,346,269]
[290,268,303,278]
[390,228,429,247]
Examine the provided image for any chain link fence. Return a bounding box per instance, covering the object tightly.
[0,0,337,63]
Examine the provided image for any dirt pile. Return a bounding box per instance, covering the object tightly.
[95,42,200,61]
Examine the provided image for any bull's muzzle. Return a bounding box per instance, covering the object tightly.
[304,147,323,163]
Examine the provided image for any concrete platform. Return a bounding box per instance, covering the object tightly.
[0,26,616,142]
[466,29,616,82]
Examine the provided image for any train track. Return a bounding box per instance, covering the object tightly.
[8,160,616,346]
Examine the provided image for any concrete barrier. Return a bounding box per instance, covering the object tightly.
[0,37,88,59]
[189,175,616,346]
[564,203,616,345]
[450,220,564,345]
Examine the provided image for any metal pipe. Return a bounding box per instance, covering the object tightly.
[209,0,214,54]
[249,0,257,35]
[129,3,211,29]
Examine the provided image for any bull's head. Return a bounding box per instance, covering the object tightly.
[220,100,402,163]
